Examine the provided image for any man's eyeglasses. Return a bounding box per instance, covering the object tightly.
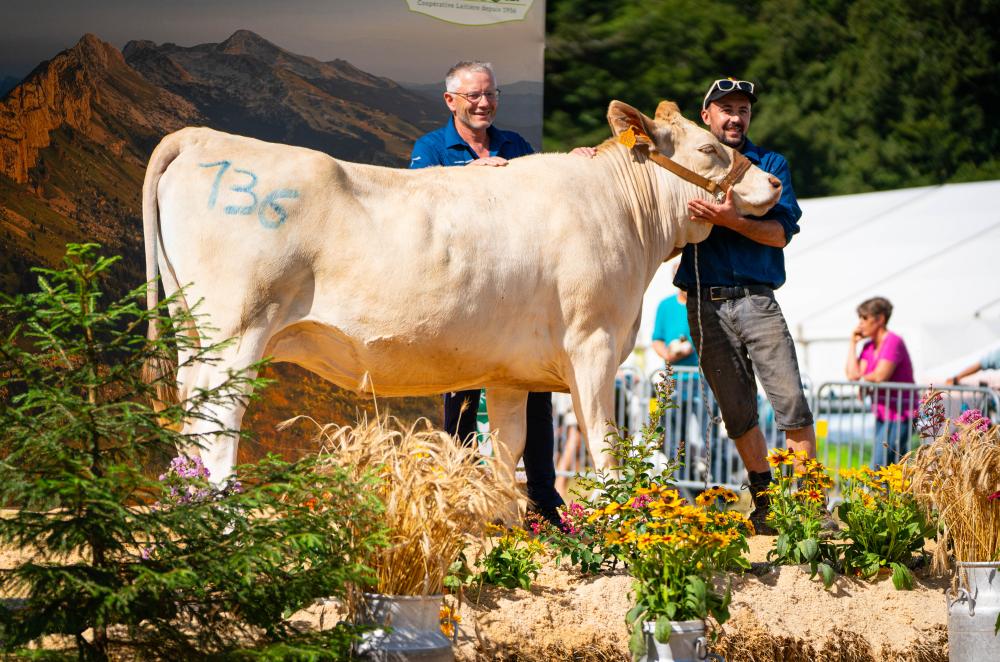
[449,90,500,103]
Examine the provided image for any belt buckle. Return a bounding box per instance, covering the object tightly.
[710,286,726,301]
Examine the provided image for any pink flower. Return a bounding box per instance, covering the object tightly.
[529,521,543,535]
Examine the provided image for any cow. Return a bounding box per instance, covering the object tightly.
[142,100,781,492]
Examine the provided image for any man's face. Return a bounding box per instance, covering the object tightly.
[444,70,498,132]
[700,92,752,148]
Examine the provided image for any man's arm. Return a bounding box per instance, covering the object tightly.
[687,189,788,247]
[687,151,801,248]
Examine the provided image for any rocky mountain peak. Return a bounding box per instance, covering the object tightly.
[70,33,128,71]
[217,29,283,59]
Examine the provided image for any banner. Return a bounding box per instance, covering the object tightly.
[0,0,546,457]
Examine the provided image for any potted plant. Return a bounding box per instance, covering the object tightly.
[908,395,1000,661]
[312,417,520,660]
[588,482,749,661]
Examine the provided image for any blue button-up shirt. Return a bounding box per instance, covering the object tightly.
[674,137,802,290]
[409,117,534,168]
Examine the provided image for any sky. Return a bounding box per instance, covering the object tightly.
[0,0,545,85]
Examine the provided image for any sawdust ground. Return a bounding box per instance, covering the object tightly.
[441,535,949,662]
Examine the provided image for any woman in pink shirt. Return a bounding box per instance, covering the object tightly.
[845,297,915,468]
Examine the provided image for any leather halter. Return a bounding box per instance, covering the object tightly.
[618,125,752,203]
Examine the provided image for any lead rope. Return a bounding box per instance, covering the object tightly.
[692,244,717,490]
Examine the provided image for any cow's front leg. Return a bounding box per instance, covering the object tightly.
[484,387,529,522]
[567,334,619,471]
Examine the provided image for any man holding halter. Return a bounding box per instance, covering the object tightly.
[672,78,815,535]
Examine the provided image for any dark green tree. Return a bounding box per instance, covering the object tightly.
[544,0,1000,196]
[0,244,386,660]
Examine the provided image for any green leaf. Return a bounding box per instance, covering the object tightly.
[628,619,647,660]
[890,562,913,590]
[797,538,819,563]
[654,615,672,643]
[625,602,645,626]
[818,563,835,589]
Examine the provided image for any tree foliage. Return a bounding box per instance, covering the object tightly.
[0,244,386,660]
[545,0,1000,196]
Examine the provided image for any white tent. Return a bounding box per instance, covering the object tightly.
[637,180,1000,388]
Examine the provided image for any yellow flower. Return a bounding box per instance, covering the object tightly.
[803,489,824,503]
[720,489,739,504]
[840,468,859,481]
[767,449,796,467]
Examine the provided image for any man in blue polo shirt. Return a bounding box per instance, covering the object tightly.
[409,60,563,524]
[673,78,818,535]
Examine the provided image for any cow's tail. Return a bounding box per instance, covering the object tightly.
[141,130,188,411]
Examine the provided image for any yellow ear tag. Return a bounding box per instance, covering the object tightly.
[618,126,637,150]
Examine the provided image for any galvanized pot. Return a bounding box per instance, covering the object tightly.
[356,593,454,661]
[640,620,723,662]
[948,561,1000,662]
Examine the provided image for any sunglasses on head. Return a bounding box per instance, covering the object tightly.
[703,78,755,108]
[711,78,754,94]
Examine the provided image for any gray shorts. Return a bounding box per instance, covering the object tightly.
[685,288,813,439]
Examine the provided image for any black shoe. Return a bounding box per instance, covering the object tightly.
[744,480,778,536]
[748,504,778,536]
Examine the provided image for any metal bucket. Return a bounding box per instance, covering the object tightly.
[356,593,454,661]
[640,620,722,662]
[948,561,1000,661]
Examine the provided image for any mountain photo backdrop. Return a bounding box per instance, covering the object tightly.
[0,25,542,461]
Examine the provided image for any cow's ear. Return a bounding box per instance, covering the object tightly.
[607,100,656,141]
[654,101,681,123]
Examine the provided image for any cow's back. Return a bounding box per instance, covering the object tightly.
[154,131,645,395]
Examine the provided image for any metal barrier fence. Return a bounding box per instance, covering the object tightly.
[551,368,1000,497]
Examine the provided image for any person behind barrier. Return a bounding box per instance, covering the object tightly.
[844,296,915,468]
[651,278,723,477]
[409,60,563,525]
[944,347,1000,385]
[671,78,818,536]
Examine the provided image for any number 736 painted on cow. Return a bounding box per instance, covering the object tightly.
[199,160,300,229]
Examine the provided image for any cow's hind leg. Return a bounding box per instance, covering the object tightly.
[484,388,529,522]
[566,333,619,471]
[176,330,269,486]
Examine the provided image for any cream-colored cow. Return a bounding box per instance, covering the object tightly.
[143,100,781,487]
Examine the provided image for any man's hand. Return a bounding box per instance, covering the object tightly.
[467,156,509,167]
[687,188,742,228]
[570,146,597,158]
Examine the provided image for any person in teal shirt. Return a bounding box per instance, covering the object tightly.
[651,287,721,475]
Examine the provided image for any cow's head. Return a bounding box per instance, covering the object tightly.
[606,100,781,218]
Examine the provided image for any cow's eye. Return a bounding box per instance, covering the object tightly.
[698,144,719,156]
